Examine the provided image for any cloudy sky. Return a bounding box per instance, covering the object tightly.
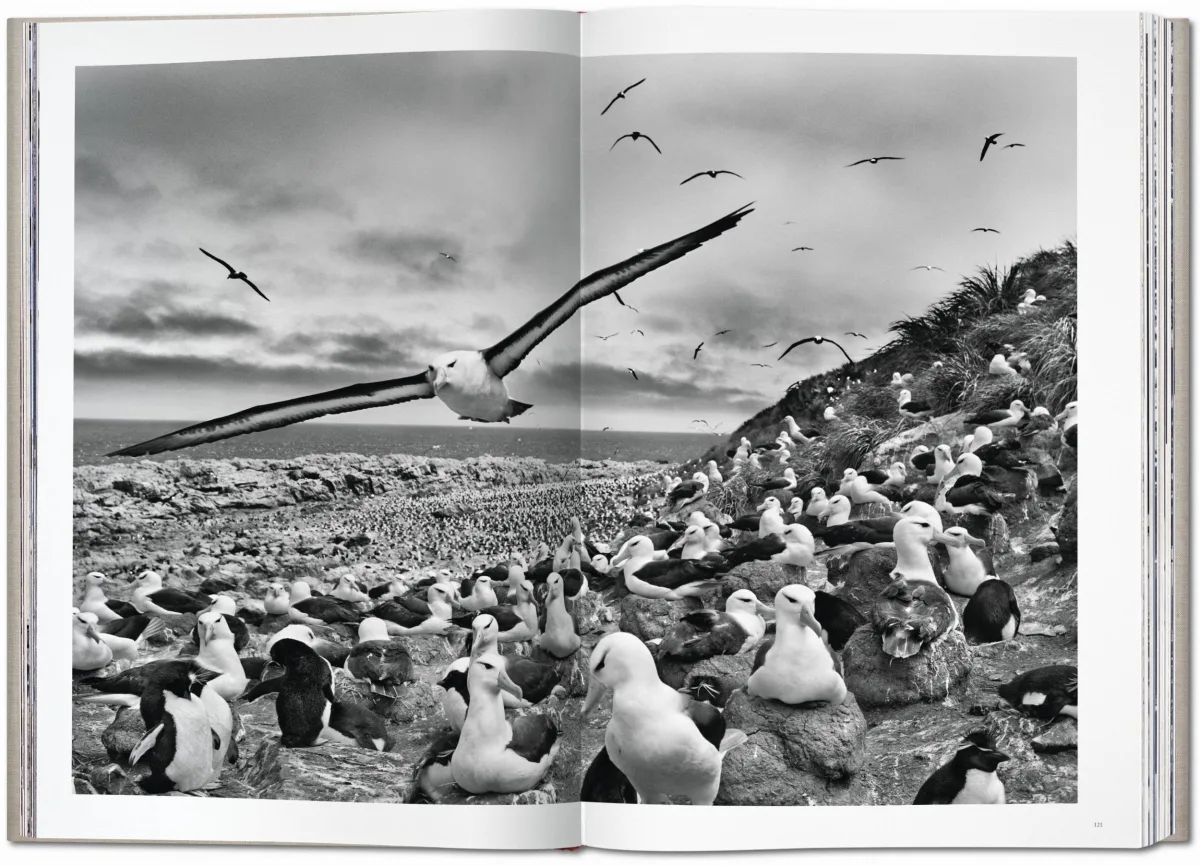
[75,49,1075,434]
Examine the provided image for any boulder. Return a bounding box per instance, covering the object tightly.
[718,560,793,603]
[617,595,699,642]
[1032,719,1078,754]
[238,739,411,802]
[826,547,944,610]
[840,628,971,707]
[946,511,1010,556]
[1054,481,1078,562]
[715,690,869,805]
[667,653,754,706]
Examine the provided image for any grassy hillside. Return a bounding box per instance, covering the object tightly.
[690,239,1077,490]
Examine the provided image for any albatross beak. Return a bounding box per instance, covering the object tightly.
[966,534,987,548]
[85,624,101,643]
[932,530,959,546]
[582,677,605,717]
[496,667,524,701]
[610,542,632,569]
[799,607,822,634]
[426,365,446,389]
[756,600,776,620]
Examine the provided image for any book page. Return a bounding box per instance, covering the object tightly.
[35,10,586,848]
[580,6,1142,850]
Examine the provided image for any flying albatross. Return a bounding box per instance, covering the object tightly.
[199,248,269,302]
[109,204,754,457]
[776,335,855,367]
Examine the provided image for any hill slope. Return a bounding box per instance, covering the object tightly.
[690,239,1076,483]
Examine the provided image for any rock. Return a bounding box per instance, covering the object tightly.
[100,706,145,765]
[1032,719,1078,754]
[402,633,466,668]
[1054,481,1078,562]
[617,595,699,642]
[1029,542,1061,563]
[715,690,868,805]
[827,547,943,610]
[840,628,971,707]
[719,560,793,603]
[946,511,1010,556]
[238,739,411,801]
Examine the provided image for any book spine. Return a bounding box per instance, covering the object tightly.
[6,17,37,843]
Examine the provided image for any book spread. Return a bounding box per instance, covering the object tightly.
[6,7,1189,852]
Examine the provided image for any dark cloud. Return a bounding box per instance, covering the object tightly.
[75,155,159,205]
[75,349,397,389]
[268,326,451,370]
[522,361,767,413]
[75,286,259,338]
[193,163,353,223]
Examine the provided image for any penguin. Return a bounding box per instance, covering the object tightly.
[998,665,1077,719]
[129,661,225,793]
[913,730,1009,805]
[72,610,113,671]
[962,579,1021,644]
[581,745,638,803]
[261,638,392,751]
[407,729,461,803]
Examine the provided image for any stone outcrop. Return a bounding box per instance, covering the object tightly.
[841,628,971,707]
[716,690,869,805]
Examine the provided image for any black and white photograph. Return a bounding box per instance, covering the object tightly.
[70,45,1077,808]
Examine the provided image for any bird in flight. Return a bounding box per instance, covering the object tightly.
[846,156,904,167]
[595,333,619,341]
[601,78,646,115]
[750,363,773,368]
[611,132,661,153]
[438,252,457,263]
[602,426,613,431]
[1003,142,1025,149]
[693,342,705,359]
[714,329,731,336]
[680,170,744,185]
[791,246,814,252]
[762,341,778,348]
[777,335,855,367]
[198,248,269,302]
[845,332,867,339]
[107,204,754,456]
[980,133,1004,161]
[971,227,1001,234]
[627,369,639,381]
[910,265,944,272]
[782,221,797,225]
[613,291,639,312]
[631,329,645,336]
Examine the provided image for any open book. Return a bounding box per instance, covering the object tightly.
[7,7,1189,851]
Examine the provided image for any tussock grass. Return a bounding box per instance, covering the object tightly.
[699,240,1077,470]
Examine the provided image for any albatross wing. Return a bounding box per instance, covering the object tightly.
[482,203,753,378]
[108,373,435,457]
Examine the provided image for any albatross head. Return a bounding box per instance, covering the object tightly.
[582,632,657,715]
[775,585,822,633]
[426,350,486,393]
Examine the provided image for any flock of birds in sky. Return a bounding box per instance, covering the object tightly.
[113,74,1039,459]
[77,73,1074,808]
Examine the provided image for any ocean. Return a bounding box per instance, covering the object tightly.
[74,419,721,467]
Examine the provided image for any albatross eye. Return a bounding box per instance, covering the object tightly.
[447,361,457,368]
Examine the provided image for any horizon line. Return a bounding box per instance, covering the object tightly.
[74,417,726,437]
